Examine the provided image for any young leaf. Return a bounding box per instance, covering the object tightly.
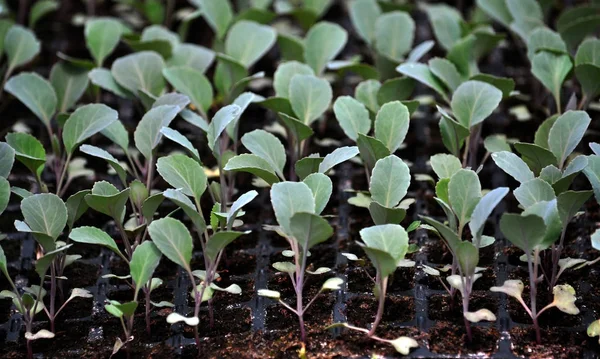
[490,279,524,300]
[225,20,276,69]
[377,77,415,104]
[289,74,332,125]
[548,110,591,169]
[196,0,233,40]
[5,132,46,178]
[531,52,572,108]
[527,27,567,60]
[396,63,448,101]
[50,63,89,113]
[448,169,481,228]
[369,201,406,225]
[491,151,535,183]
[69,226,122,258]
[207,105,241,154]
[0,142,15,178]
[374,11,414,63]
[557,190,592,226]
[84,181,130,223]
[271,182,315,235]
[168,44,215,74]
[84,18,123,66]
[290,212,333,250]
[111,51,165,96]
[274,61,315,99]
[374,101,409,153]
[552,284,580,315]
[456,241,479,276]
[148,217,193,271]
[134,105,180,159]
[514,178,556,209]
[162,189,206,231]
[5,73,57,126]
[500,213,546,252]
[469,187,509,242]
[22,193,67,240]
[63,104,118,155]
[162,66,213,114]
[575,38,600,99]
[359,224,409,278]
[318,146,360,174]
[355,79,381,113]
[0,177,9,216]
[428,57,464,92]
[303,173,332,215]
[513,143,557,175]
[430,154,461,179]
[88,68,134,99]
[241,129,286,178]
[450,80,502,128]
[304,21,348,75]
[4,25,40,72]
[333,96,371,141]
[369,155,410,208]
[130,241,161,293]
[349,0,381,45]
[227,190,258,226]
[65,190,90,230]
[224,154,280,184]
[205,231,246,261]
[160,127,201,163]
[357,134,391,172]
[156,154,207,201]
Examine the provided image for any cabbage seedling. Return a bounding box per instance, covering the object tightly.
[259,181,343,345]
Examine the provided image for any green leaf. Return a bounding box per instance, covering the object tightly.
[534,114,558,149]
[349,0,381,45]
[84,181,130,223]
[513,143,557,175]
[368,201,406,225]
[0,142,15,178]
[355,79,381,113]
[205,231,245,261]
[0,177,10,216]
[134,105,180,159]
[196,0,233,40]
[141,192,164,222]
[448,169,481,229]
[29,0,58,28]
[180,109,208,132]
[274,61,315,99]
[148,217,193,271]
[375,11,414,62]
[241,129,286,178]
[225,20,276,69]
[374,101,409,153]
[130,241,161,293]
[50,62,89,113]
[423,4,462,51]
[469,187,509,243]
[0,19,14,59]
[5,73,57,126]
[0,245,8,279]
[527,27,567,60]
[377,77,415,104]
[277,112,314,143]
[4,25,40,72]
[304,21,348,75]
[168,44,215,74]
[470,74,515,99]
[270,181,315,235]
[359,224,408,278]
[439,113,469,157]
[162,67,212,114]
[65,190,90,230]
[303,173,332,215]
[223,154,280,185]
[295,156,323,181]
[69,226,122,257]
[584,155,600,202]
[531,51,572,107]
[63,104,118,155]
[36,245,71,279]
[152,92,190,110]
[318,146,360,174]
[84,18,123,66]
[500,213,546,252]
[289,74,332,125]
[370,155,410,208]
[557,190,593,227]
[484,135,511,153]
[156,154,206,202]
[160,128,201,163]
[548,110,591,169]
[207,104,241,154]
[514,178,556,208]
[476,0,512,27]
[451,80,502,128]
[5,132,46,178]
[227,190,258,226]
[396,63,448,101]
[333,96,370,141]
[111,51,165,97]
[429,57,464,92]
[277,33,305,62]
[141,25,179,48]
[290,212,333,250]
[575,38,600,99]
[491,151,535,183]
[456,241,479,276]
[88,68,134,99]
[22,193,66,240]
[522,199,561,249]
[556,5,600,51]
[357,134,390,172]
[162,189,205,232]
[430,153,462,179]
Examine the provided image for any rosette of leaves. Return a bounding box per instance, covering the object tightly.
[421,169,508,340]
[495,212,581,344]
[258,181,343,344]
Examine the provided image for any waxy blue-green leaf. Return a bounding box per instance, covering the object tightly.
[153,93,190,111]
[65,190,90,230]
[70,227,122,260]
[4,25,40,72]
[295,155,324,181]
[370,155,410,208]
[584,155,600,202]
[357,133,390,172]
[160,127,201,163]
[36,245,71,280]
[456,241,478,276]
[476,0,512,27]
[205,231,246,261]
[277,112,314,142]
[290,212,333,251]
[226,91,261,140]
[531,51,572,109]
[491,151,535,183]
[227,190,258,227]
[111,51,165,96]
[134,105,180,159]
[5,73,56,126]
[423,4,461,51]
[79,145,126,184]
[224,154,280,185]
[514,178,556,208]
[168,44,214,73]
[318,146,359,174]
[406,40,435,63]
[156,154,206,201]
[88,68,134,99]
[428,57,463,92]
[84,18,123,66]
[548,110,591,169]
[349,0,381,45]
[430,153,461,179]
[377,77,415,104]
[29,0,59,29]
[369,201,406,225]
[448,169,481,229]
[5,132,45,178]
[470,73,514,99]
[396,63,448,101]
[575,38,600,100]
[271,181,315,235]
[359,224,408,278]
[375,11,414,63]
[289,74,332,125]
[557,190,593,227]
[84,181,130,223]
[439,113,469,157]
[500,213,546,252]
[374,101,409,153]
[130,241,161,294]
[355,79,381,113]
[506,0,544,39]
[0,177,9,216]
[162,189,205,232]
[241,129,286,178]
[556,5,600,51]
[469,187,509,243]
[50,62,89,113]
[273,61,315,99]
[304,21,348,75]
[303,173,332,215]
[196,0,233,40]
[483,134,511,153]
[21,193,67,240]
[527,27,567,60]
[141,25,179,48]
[101,121,129,152]
[513,143,557,175]
[451,80,502,128]
[225,20,276,69]
[207,104,241,154]
[180,109,209,132]
[163,66,212,114]
[0,142,15,179]
[333,96,370,141]
[148,217,193,271]
[522,199,562,249]
[63,104,118,155]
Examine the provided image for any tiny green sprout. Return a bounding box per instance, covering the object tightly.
[261,181,342,344]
